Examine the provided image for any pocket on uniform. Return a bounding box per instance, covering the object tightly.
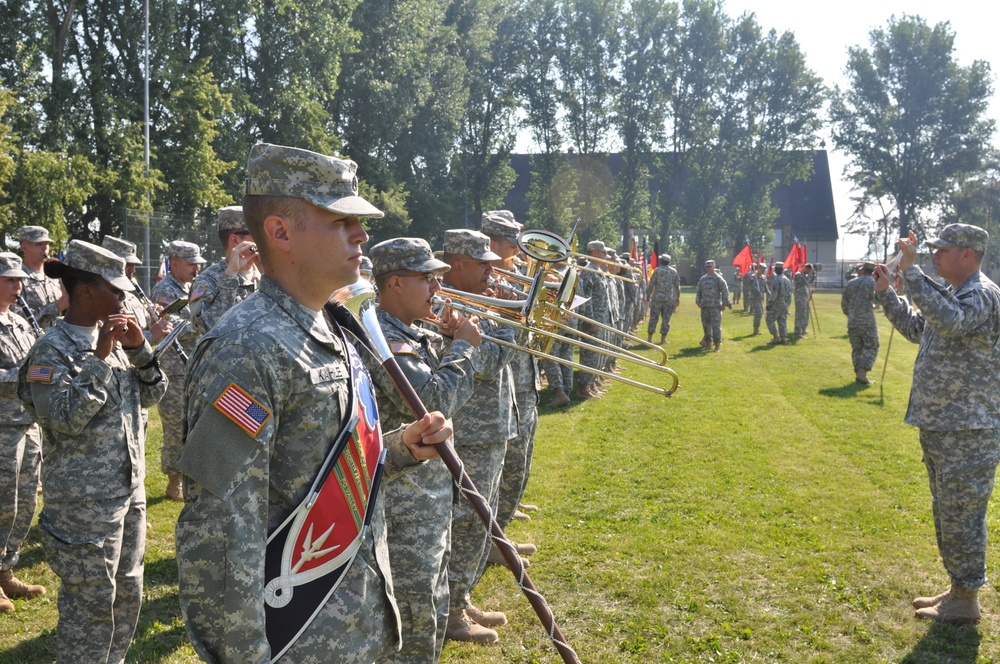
[39,512,106,587]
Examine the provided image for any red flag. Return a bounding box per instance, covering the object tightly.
[798,243,808,267]
[784,242,801,275]
[732,245,753,275]
[766,256,774,278]
[648,239,660,279]
[629,236,639,262]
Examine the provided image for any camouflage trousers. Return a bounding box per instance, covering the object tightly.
[733,284,742,304]
[848,327,880,371]
[448,440,507,613]
[40,486,146,663]
[749,297,763,328]
[647,300,676,337]
[0,425,41,570]
[496,408,538,532]
[540,344,573,393]
[577,322,609,387]
[157,376,185,475]
[379,459,453,664]
[918,428,1000,591]
[794,296,810,335]
[766,306,788,339]
[700,307,723,344]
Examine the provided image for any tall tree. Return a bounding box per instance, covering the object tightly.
[830,15,994,239]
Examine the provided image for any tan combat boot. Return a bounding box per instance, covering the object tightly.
[512,509,531,521]
[547,388,570,408]
[446,610,499,644]
[486,544,529,569]
[856,370,872,385]
[713,342,721,352]
[166,474,184,501]
[0,569,45,599]
[519,502,538,513]
[913,587,952,609]
[0,586,13,613]
[915,586,981,624]
[647,333,652,343]
[467,603,508,628]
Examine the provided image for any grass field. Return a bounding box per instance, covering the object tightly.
[2,288,998,662]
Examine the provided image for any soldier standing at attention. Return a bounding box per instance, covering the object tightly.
[440,229,518,644]
[17,225,66,329]
[793,262,815,339]
[574,241,612,399]
[0,253,45,613]
[151,240,205,501]
[175,143,451,662]
[695,259,730,352]
[17,240,166,662]
[189,206,261,336]
[742,262,755,312]
[874,224,1000,624]
[368,237,482,663]
[766,261,793,345]
[732,266,743,307]
[646,254,680,344]
[841,262,879,384]
[746,262,766,333]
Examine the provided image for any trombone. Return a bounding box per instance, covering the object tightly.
[434,230,679,397]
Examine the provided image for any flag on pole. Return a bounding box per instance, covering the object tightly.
[640,236,648,282]
[648,239,660,279]
[732,244,753,275]
[784,239,802,275]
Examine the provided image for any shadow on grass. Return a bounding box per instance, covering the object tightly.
[818,382,874,398]
[747,343,782,353]
[0,628,54,663]
[901,622,980,663]
[131,589,189,661]
[673,346,709,358]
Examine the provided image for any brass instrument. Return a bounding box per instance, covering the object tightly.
[435,230,679,397]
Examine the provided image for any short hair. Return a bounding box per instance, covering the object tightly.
[774,266,784,274]
[217,229,241,249]
[241,195,308,266]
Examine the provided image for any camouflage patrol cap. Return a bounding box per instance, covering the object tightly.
[480,211,522,241]
[17,226,51,244]
[101,236,143,265]
[167,240,207,264]
[443,229,501,261]
[370,238,451,277]
[774,261,784,269]
[49,240,134,291]
[217,205,247,233]
[607,249,618,258]
[757,262,767,269]
[925,223,989,254]
[705,259,716,267]
[245,143,384,218]
[0,253,29,279]
[359,255,373,276]
[861,261,876,272]
[587,240,606,253]
[660,254,671,264]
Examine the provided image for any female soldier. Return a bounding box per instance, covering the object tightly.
[17,240,166,662]
[0,252,45,612]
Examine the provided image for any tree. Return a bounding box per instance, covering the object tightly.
[830,15,995,239]
[943,150,1000,275]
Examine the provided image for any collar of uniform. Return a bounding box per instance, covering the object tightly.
[162,273,189,294]
[375,307,425,344]
[258,276,337,345]
[52,318,99,352]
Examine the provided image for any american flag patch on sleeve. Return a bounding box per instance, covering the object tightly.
[27,365,54,383]
[389,341,417,356]
[214,383,272,437]
[190,287,206,303]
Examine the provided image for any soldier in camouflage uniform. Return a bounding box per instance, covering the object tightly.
[482,212,539,558]
[646,254,680,344]
[765,262,792,344]
[175,144,452,662]
[695,260,731,352]
[0,253,45,614]
[732,267,742,305]
[17,240,166,662]
[440,228,518,644]
[841,262,879,384]
[101,236,173,347]
[745,262,766,332]
[742,263,756,312]
[874,224,1000,624]
[575,241,612,399]
[539,259,575,407]
[151,240,205,501]
[368,237,482,662]
[793,263,815,339]
[17,226,66,330]
[189,205,261,336]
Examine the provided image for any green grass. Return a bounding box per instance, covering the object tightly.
[2,289,998,662]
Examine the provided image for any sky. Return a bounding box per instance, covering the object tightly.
[721,0,1000,260]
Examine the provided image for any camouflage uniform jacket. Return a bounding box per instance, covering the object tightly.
[21,267,62,329]
[151,273,198,375]
[695,272,731,309]
[841,274,877,329]
[744,272,764,300]
[121,291,157,344]
[451,316,517,447]
[16,321,166,503]
[577,264,611,324]
[648,266,680,304]
[176,277,420,663]
[370,307,482,429]
[767,274,792,310]
[794,271,813,301]
[0,311,36,427]
[189,258,260,336]
[876,266,1000,431]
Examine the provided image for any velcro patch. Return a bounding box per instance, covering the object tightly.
[389,341,417,356]
[190,287,206,303]
[27,365,54,383]
[214,382,272,437]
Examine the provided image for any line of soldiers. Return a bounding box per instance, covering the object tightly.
[736,260,815,345]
